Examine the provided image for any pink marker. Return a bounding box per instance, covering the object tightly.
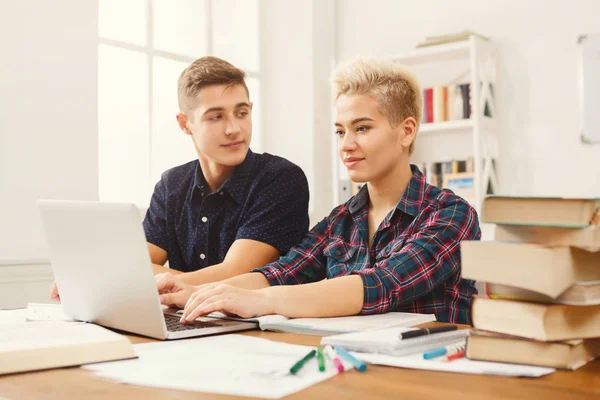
[324,345,345,373]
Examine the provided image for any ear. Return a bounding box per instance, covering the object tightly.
[176,113,192,135]
[399,117,417,150]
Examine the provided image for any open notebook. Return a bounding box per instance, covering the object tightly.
[208,312,436,336]
[321,326,470,356]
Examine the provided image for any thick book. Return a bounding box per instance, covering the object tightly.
[461,241,600,298]
[0,322,135,375]
[321,326,470,356]
[470,297,600,341]
[212,312,436,336]
[482,196,600,228]
[466,330,600,370]
[486,281,600,306]
[494,224,600,252]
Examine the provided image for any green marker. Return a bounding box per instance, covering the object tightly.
[317,346,326,372]
[290,349,317,375]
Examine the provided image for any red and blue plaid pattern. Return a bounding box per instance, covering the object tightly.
[253,165,480,324]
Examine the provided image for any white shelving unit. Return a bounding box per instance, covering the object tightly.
[333,36,500,215]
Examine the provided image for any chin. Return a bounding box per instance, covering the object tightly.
[217,148,248,166]
[348,171,369,184]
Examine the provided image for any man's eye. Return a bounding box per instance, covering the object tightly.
[237,111,249,117]
[356,125,370,132]
[210,115,222,121]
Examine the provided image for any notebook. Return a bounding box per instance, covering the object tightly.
[209,312,437,336]
[321,326,470,356]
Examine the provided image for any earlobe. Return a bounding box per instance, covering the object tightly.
[176,113,192,135]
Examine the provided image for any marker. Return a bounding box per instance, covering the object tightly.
[443,349,466,362]
[334,345,367,372]
[399,325,457,340]
[290,349,316,375]
[423,342,466,360]
[324,345,344,373]
[317,346,326,372]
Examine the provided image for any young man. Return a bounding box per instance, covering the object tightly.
[50,56,309,299]
[156,58,480,324]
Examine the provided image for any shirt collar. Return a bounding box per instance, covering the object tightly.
[193,149,256,204]
[348,164,426,217]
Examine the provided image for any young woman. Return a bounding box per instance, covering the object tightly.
[156,57,480,324]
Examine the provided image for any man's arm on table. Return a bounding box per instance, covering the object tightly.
[175,239,280,284]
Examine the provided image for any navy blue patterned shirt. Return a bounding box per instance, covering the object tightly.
[143,150,310,273]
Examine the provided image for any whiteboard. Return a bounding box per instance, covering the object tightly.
[579,34,600,143]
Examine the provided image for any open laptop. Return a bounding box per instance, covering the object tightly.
[37,199,257,340]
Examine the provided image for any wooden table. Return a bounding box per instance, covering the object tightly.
[1,324,599,400]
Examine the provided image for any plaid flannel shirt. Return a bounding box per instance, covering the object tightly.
[252,165,480,324]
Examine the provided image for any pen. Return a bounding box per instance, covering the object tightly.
[324,345,344,373]
[399,325,457,340]
[317,346,325,372]
[334,345,367,372]
[289,349,316,375]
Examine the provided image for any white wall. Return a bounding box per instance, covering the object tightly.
[0,0,99,262]
[261,0,335,224]
[336,0,600,197]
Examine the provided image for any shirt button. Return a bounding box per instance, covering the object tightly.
[334,250,343,257]
[200,253,206,260]
[219,191,224,195]
[201,217,208,223]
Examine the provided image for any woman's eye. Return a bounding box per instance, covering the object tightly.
[334,130,345,136]
[356,125,370,132]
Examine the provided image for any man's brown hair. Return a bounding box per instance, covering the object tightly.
[177,56,249,114]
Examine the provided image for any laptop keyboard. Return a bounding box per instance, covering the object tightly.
[164,313,223,332]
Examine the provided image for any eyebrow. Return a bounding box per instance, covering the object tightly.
[203,102,251,115]
[334,117,375,127]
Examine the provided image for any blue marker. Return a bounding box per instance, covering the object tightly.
[423,347,448,360]
[334,345,367,372]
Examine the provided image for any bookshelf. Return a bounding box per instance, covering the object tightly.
[333,35,500,217]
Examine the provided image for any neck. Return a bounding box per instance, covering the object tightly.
[368,161,413,214]
[197,155,236,193]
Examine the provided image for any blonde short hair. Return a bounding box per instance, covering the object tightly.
[177,56,248,115]
[332,58,422,155]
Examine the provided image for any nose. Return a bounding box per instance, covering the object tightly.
[339,131,357,153]
[225,117,240,136]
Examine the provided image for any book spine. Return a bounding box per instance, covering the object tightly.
[446,84,456,121]
[425,88,434,123]
[422,89,429,123]
[433,86,446,123]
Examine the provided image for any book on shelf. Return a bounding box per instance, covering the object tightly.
[461,241,600,298]
[470,296,600,341]
[482,196,600,228]
[209,312,436,336]
[485,281,600,306]
[0,322,135,375]
[466,330,600,370]
[416,30,489,48]
[320,326,470,356]
[422,83,471,124]
[494,224,600,252]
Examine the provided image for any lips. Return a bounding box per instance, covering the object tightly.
[222,141,244,148]
[343,157,364,168]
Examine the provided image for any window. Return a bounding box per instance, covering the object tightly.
[98,0,261,206]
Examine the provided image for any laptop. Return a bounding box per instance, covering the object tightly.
[37,199,257,340]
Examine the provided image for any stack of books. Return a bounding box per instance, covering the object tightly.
[461,196,600,370]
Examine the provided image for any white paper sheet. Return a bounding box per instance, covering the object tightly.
[84,335,353,399]
[353,351,555,377]
[25,303,76,321]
